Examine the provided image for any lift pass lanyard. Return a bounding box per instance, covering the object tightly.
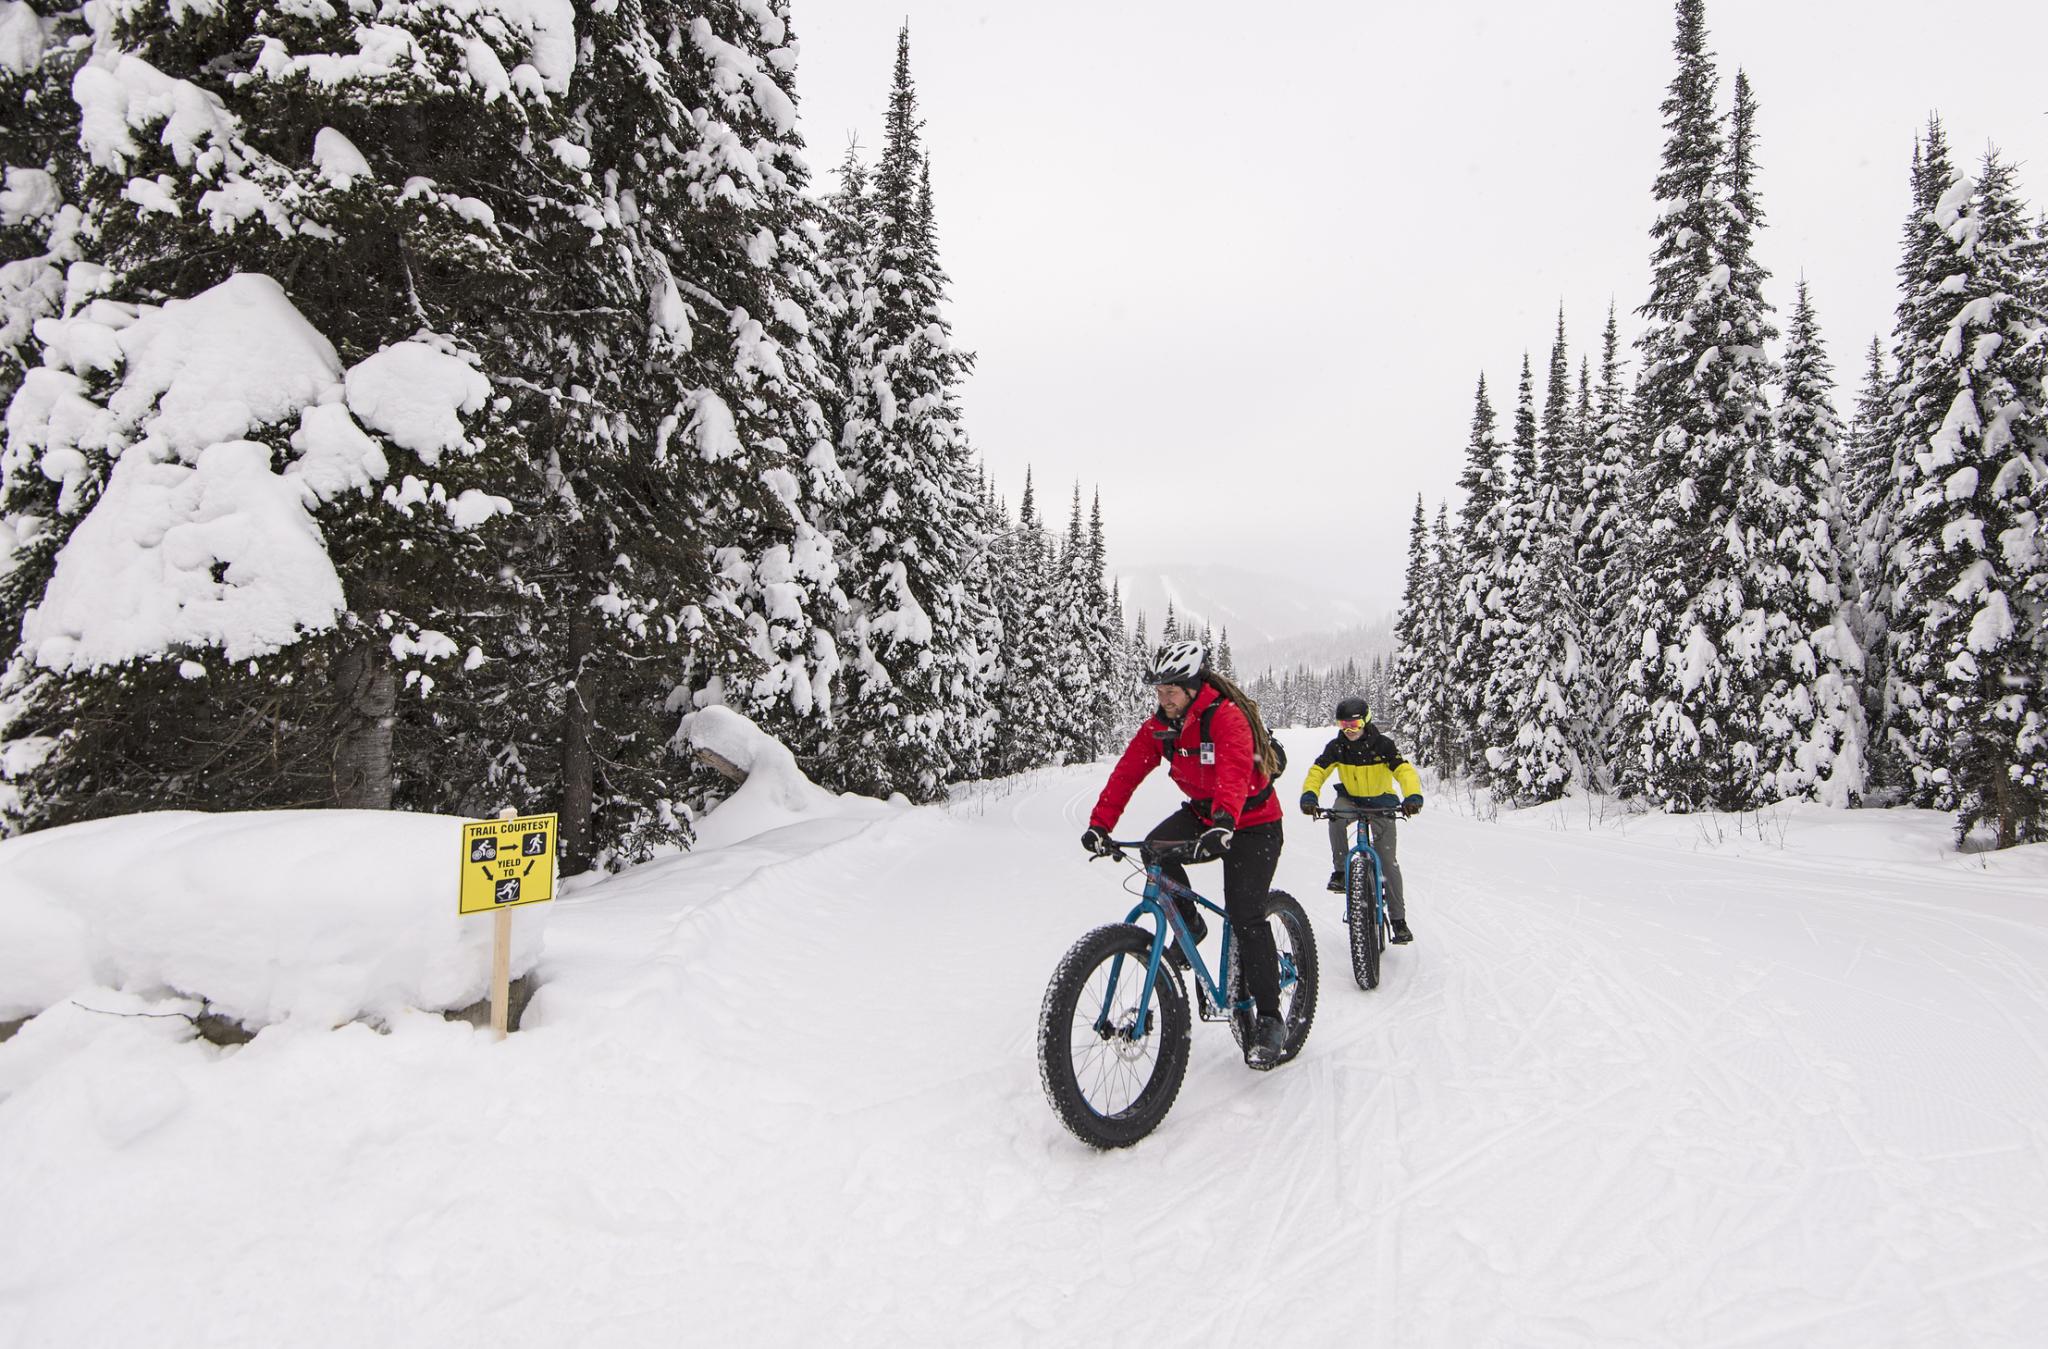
[1200,741,1215,765]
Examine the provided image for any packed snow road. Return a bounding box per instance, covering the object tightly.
[3,725,2046,1347]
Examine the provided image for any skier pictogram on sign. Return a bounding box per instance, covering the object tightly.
[458,813,558,914]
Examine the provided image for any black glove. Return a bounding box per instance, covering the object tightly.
[1299,792,1318,816]
[1081,826,1111,856]
[1401,798,1423,818]
[1193,826,1234,861]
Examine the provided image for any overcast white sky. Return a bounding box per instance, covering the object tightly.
[789,1,2048,616]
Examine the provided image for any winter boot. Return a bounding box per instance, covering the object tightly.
[1390,919,1413,945]
[1326,868,1344,893]
[1245,1015,1288,1070]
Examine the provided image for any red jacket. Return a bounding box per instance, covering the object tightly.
[1089,684,1283,833]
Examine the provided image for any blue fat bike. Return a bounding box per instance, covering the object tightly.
[1312,806,1403,991]
[1036,837,1319,1149]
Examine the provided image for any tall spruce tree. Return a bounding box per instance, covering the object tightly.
[541,0,847,868]
[1883,151,2048,845]
[1839,333,1898,796]
[1753,279,1863,803]
[987,470,1060,774]
[1447,375,1503,778]
[1,0,573,831]
[1476,356,1542,790]
[1497,321,1594,802]
[1388,495,1432,749]
[1422,503,1462,770]
[828,26,993,799]
[1579,304,1637,788]
[1540,307,1583,529]
[1613,4,1780,811]
[1046,483,1115,764]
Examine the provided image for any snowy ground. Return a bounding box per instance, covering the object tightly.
[3,724,2047,1347]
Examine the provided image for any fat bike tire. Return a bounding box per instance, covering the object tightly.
[1348,854,1381,990]
[1037,923,1191,1149]
[1227,892,1320,1066]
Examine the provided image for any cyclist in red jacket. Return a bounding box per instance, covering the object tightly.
[1081,639,1291,1069]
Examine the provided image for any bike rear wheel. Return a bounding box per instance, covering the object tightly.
[1037,923,1191,1149]
[1228,892,1319,1066]
[1347,853,1382,990]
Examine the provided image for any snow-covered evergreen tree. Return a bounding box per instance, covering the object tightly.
[1388,495,1431,748]
[1090,495,1140,751]
[1489,349,1586,802]
[1883,151,2048,845]
[1419,502,1461,770]
[1476,356,1542,791]
[1502,319,1597,801]
[1839,333,1897,796]
[1579,304,1637,788]
[985,471,1059,774]
[1612,6,1779,812]
[548,0,850,868]
[1,0,570,830]
[1540,308,1583,531]
[827,26,993,800]
[1045,483,1118,764]
[1445,375,1503,778]
[1751,279,1863,803]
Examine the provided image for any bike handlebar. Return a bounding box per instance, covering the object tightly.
[1094,837,1202,865]
[1308,806,1405,820]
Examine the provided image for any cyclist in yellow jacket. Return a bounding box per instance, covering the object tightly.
[1298,697,1423,943]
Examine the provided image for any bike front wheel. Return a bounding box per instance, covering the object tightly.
[1038,923,1192,1149]
[1347,853,1382,990]
[1229,891,1320,1066]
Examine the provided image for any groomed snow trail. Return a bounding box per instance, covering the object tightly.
[3,727,2046,1347]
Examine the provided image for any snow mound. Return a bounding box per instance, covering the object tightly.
[676,704,888,850]
[0,809,545,1026]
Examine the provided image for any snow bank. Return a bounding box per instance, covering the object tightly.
[676,704,888,850]
[0,809,545,1026]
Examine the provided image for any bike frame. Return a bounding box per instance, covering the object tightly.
[1095,841,1243,1040]
[1332,811,1391,931]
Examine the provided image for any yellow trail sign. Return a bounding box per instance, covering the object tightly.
[459,813,559,915]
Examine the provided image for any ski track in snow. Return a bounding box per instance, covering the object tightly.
[3,733,2047,1346]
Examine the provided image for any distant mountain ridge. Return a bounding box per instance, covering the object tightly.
[1230,620,1396,678]
[1114,563,1393,673]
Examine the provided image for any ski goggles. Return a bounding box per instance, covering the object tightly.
[1336,717,1366,729]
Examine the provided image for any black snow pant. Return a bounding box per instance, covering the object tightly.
[1145,806,1285,1020]
[1326,806,1405,922]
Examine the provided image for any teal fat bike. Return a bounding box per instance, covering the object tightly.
[1036,836,1318,1149]
[1312,806,1403,990]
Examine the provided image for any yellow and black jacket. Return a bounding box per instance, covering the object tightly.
[1300,725,1423,810]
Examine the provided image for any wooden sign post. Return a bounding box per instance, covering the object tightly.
[458,809,559,1041]
[491,908,513,1040]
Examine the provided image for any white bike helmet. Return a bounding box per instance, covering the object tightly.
[1143,639,1206,686]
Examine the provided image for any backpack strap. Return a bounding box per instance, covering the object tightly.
[1199,699,1274,816]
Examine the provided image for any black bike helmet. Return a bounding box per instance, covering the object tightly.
[1334,697,1370,722]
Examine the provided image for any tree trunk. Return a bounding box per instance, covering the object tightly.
[1993,749,2014,850]
[331,640,396,809]
[560,600,598,874]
